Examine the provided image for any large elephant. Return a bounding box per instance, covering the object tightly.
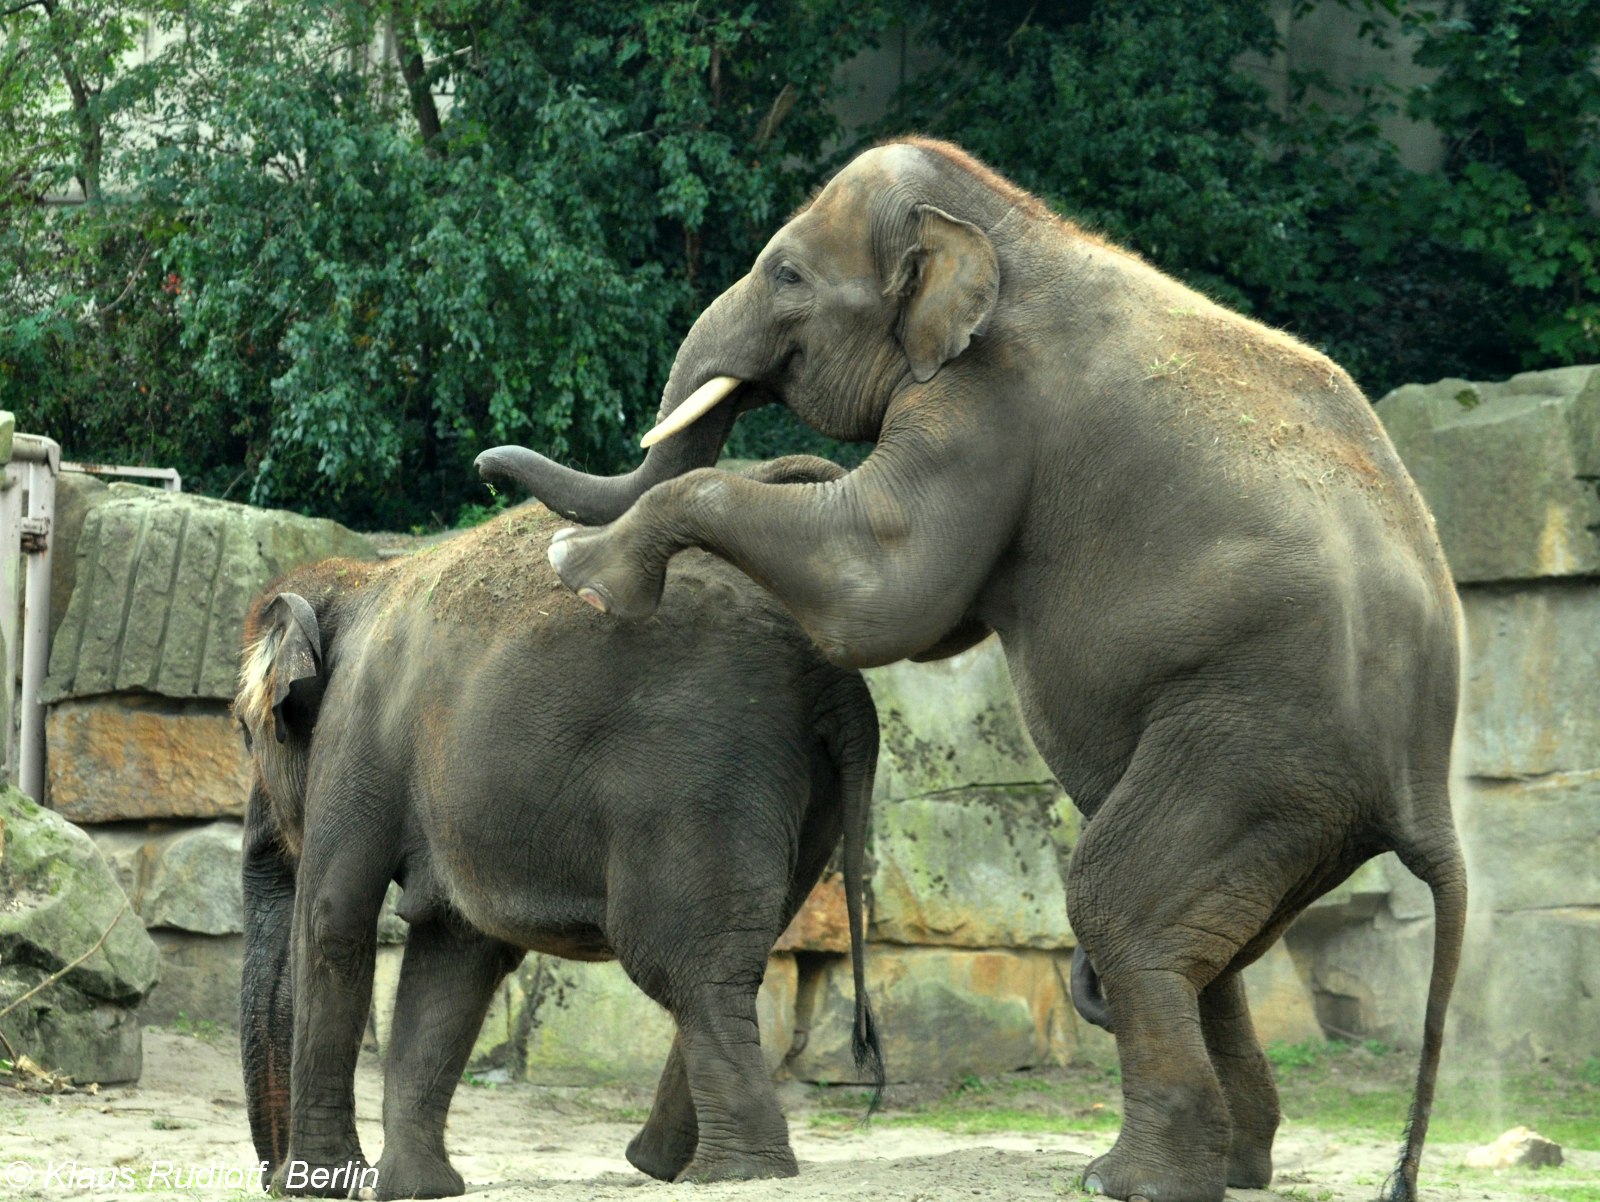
[474,139,1468,1202]
[235,492,882,1198]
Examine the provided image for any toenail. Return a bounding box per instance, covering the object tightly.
[577,587,608,613]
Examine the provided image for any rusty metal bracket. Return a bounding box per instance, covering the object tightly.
[20,515,49,553]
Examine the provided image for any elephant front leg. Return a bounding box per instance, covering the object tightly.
[627,1035,698,1181]
[374,921,522,1200]
[280,851,390,1196]
[1200,971,1279,1189]
[547,428,1017,670]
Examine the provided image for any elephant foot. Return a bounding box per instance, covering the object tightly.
[675,1146,799,1184]
[548,527,664,620]
[273,1153,377,1198]
[626,1122,696,1182]
[1082,1145,1225,1202]
[1226,1133,1274,1189]
[371,1148,465,1200]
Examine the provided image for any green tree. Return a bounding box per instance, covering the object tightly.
[1402,0,1600,365]
[3,0,887,527]
[880,0,1599,397]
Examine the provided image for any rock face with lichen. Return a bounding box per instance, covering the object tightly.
[41,484,376,822]
[1287,367,1600,1059]
[0,788,158,1083]
[1376,365,1600,582]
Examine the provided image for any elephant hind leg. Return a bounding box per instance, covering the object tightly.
[611,897,796,1179]
[373,920,522,1200]
[627,1036,698,1181]
[1200,972,1278,1189]
[1067,766,1303,1202]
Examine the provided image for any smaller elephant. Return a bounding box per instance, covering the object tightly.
[236,486,882,1198]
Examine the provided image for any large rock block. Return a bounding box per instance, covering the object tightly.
[864,642,1055,802]
[776,872,850,953]
[47,695,250,822]
[1376,365,1600,582]
[1459,584,1600,777]
[370,951,798,1086]
[0,789,159,1004]
[49,470,113,645]
[43,484,376,704]
[1241,942,1324,1047]
[1288,908,1433,1051]
[0,964,143,1084]
[515,958,678,1086]
[1458,770,1600,913]
[1450,909,1600,1060]
[869,786,1077,948]
[89,820,244,934]
[787,946,1108,1084]
[139,932,243,1029]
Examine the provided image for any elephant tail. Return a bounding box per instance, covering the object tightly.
[1383,825,1469,1202]
[825,672,886,1113]
[240,775,296,1174]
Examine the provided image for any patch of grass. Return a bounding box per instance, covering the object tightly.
[807,1066,1123,1137]
[150,1116,192,1130]
[1267,1040,1600,1152]
[168,1011,224,1044]
[1537,1187,1600,1202]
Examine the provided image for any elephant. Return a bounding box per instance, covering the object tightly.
[473,138,1468,1202]
[234,491,883,1198]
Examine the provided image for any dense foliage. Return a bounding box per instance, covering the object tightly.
[886,0,1600,394]
[2,0,1596,529]
[2,0,887,526]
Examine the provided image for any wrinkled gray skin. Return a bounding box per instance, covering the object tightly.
[236,491,881,1199]
[475,139,1468,1202]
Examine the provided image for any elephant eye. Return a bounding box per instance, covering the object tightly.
[773,264,802,286]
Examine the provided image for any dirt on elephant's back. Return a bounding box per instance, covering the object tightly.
[380,504,596,629]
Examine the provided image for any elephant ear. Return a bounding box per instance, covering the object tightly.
[262,592,324,744]
[888,204,999,384]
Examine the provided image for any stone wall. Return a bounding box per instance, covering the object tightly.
[27,479,377,1056]
[21,365,1599,1085]
[1286,365,1600,1062]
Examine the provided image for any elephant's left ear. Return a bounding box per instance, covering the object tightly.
[888,204,999,384]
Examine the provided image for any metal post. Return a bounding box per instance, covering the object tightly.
[12,434,59,803]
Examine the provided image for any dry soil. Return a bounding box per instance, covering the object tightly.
[2,1029,1594,1202]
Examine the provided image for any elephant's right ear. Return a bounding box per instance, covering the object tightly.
[241,593,325,745]
[888,204,999,384]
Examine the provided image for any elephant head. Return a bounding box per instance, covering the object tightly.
[234,586,336,1173]
[476,140,1005,521]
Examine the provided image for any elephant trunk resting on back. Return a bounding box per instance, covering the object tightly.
[477,137,1467,1202]
[235,483,882,1199]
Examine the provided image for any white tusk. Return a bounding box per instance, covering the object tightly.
[639,375,742,448]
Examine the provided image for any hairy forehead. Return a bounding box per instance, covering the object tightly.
[785,143,926,223]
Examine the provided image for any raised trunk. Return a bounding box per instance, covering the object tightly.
[476,281,762,524]
[477,401,735,525]
[240,779,296,1171]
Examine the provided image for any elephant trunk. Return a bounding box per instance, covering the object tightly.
[240,778,296,1171]
[476,280,764,524]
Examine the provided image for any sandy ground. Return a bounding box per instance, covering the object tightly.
[2,1030,1594,1202]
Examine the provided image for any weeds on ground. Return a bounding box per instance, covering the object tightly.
[807,1063,1124,1136]
[803,1040,1600,1157]
[168,1012,224,1044]
[1267,1039,1600,1151]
